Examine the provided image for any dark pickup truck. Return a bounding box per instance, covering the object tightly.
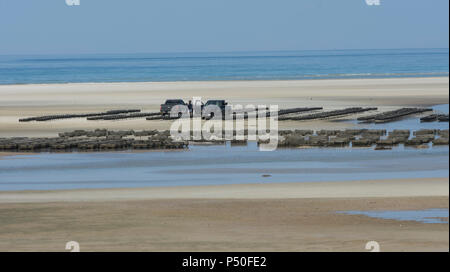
[160,99,186,117]
[203,100,228,119]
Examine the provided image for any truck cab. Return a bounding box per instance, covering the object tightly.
[203,100,228,119]
[160,99,186,117]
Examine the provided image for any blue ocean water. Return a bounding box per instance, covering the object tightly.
[0,48,448,85]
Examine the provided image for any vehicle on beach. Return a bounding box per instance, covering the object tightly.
[203,100,228,119]
[160,99,186,117]
[160,99,229,119]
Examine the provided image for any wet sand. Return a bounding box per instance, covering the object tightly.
[1,178,448,203]
[0,77,448,137]
[0,152,38,159]
[0,178,448,252]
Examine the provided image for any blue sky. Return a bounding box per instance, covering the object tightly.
[0,0,448,55]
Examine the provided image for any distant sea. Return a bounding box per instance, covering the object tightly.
[0,48,448,85]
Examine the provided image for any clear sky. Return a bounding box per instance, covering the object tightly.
[0,0,448,55]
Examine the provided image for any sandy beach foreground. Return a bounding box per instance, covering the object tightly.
[0,178,448,252]
[0,77,448,137]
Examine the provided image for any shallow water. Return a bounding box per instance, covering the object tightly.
[338,209,449,224]
[0,143,448,191]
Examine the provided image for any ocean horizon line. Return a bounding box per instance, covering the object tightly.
[1,47,448,58]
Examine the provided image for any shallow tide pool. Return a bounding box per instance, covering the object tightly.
[0,142,448,191]
[338,209,449,224]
